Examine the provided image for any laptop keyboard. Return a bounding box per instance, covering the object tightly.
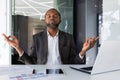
[80,66,93,71]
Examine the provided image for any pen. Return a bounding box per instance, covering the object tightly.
[32,69,36,74]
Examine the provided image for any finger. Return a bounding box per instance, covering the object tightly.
[6,35,18,41]
[2,34,13,42]
[8,36,15,40]
[89,38,94,43]
[2,33,8,40]
[95,36,99,41]
[12,36,18,40]
[92,37,96,42]
[90,37,99,42]
[85,37,89,43]
[89,38,95,47]
[89,39,93,45]
[2,34,14,40]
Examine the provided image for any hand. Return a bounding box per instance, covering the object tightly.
[80,37,99,56]
[2,33,19,49]
[2,33,24,55]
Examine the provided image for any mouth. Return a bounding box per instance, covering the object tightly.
[50,20,56,25]
[47,20,58,29]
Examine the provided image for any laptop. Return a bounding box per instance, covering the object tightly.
[70,41,120,75]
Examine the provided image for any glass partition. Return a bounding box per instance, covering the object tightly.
[0,0,11,65]
[54,0,73,34]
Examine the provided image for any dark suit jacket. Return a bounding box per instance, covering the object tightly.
[19,30,85,64]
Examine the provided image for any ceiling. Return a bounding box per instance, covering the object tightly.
[12,0,54,19]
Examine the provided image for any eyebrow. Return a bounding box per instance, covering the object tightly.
[46,13,58,15]
[46,14,59,17]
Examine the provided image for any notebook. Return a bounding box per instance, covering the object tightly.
[70,41,120,75]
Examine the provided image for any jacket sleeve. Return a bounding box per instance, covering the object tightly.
[18,35,37,64]
[69,36,86,64]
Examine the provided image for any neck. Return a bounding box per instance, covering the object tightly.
[47,28,59,37]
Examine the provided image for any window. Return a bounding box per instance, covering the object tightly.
[0,0,11,65]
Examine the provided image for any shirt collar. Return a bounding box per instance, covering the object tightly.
[47,29,59,37]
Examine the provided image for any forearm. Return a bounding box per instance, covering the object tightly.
[14,46,24,56]
[80,50,86,56]
[72,53,86,64]
[19,52,36,64]
[16,47,37,64]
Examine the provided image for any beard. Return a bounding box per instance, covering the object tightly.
[46,20,59,29]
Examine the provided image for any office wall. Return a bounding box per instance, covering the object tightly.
[74,0,98,65]
[101,0,120,42]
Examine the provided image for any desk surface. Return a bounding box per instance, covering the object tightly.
[0,65,120,80]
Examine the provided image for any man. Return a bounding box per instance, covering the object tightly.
[3,8,98,65]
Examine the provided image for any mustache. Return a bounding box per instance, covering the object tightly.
[46,20,59,28]
[49,20,55,25]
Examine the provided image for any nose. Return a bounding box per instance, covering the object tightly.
[49,16,54,20]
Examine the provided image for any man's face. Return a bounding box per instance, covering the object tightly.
[45,10,61,29]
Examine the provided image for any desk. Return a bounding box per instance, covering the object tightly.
[0,65,120,80]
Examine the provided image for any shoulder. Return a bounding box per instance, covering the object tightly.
[32,30,47,39]
[59,30,73,38]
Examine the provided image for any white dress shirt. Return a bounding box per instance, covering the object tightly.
[46,30,84,65]
[46,30,62,65]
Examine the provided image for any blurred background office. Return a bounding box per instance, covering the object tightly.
[0,0,120,65]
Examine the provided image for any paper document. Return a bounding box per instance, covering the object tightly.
[9,71,47,80]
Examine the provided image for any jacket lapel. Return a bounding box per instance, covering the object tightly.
[59,30,65,63]
[42,30,48,64]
